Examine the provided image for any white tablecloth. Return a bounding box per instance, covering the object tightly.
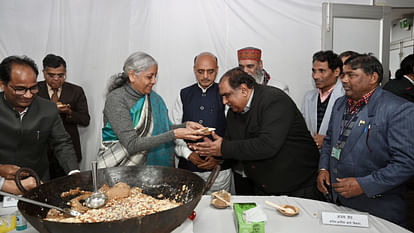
[192,195,411,233]
[1,195,411,233]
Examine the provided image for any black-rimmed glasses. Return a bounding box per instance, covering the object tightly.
[47,73,65,79]
[9,84,39,95]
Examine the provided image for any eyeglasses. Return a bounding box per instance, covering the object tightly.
[9,84,39,95]
[47,73,65,79]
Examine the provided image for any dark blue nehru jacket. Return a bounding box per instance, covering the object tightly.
[178,82,226,172]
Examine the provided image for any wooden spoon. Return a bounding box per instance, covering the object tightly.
[265,201,299,217]
[212,193,233,207]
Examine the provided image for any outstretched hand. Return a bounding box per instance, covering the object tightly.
[186,121,204,130]
[189,131,223,156]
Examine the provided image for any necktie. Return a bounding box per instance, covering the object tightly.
[51,89,59,103]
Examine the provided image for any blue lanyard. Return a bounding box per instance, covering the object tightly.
[338,106,362,143]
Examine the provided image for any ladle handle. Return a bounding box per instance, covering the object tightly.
[91,160,98,192]
[0,190,65,212]
[203,165,221,194]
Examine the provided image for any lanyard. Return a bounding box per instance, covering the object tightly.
[338,106,363,143]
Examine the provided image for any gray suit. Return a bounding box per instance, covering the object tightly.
[301,79,344,136]
[319,87,414,225]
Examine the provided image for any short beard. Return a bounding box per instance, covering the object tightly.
[251,68,264,84]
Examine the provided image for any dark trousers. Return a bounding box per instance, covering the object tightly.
[406,179,414,231]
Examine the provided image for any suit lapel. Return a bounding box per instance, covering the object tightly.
[342,107,369,152]
[310,91,318,133]
[331,97,346,145]
[37,81,51,100]
[342,88,381,154]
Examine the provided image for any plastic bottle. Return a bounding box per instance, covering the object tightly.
[0,214,16,233]
[14,211,27,231]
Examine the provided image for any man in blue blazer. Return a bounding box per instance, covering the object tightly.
[317,54,414,225]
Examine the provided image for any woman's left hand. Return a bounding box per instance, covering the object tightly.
[174,128,203,141]
[186,121,204,130]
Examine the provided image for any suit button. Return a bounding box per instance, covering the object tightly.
[202,93,206,97]
[200,106,205,111]
[198,120,203,124]
[333,168,338,173]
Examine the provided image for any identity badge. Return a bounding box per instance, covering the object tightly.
[331,147,341,160]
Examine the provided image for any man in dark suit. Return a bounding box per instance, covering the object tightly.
[0,55,79,181]
[190,67,321,199]
[37,54,90,179]
[317,54,414,226]
[383,54,414,231]
[383,54,414,102]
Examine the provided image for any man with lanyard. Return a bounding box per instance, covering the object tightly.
[317,54,414,226]
[237,47,289,94]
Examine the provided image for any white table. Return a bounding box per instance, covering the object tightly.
[193,195,411,233]
[1,195,411,233]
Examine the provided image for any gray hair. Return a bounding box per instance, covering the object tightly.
[107,52,158,94]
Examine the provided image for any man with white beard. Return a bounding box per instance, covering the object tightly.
[237,47,289,94]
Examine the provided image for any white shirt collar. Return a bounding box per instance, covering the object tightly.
[19,107,29,120]
[3,94,28,119]
[197,82,214,93]
[242,89,254,113]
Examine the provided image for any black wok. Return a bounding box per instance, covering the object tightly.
[18,165,219,233]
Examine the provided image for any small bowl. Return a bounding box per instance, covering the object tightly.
[279,204,299,217]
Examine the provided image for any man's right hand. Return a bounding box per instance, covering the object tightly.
[188,152,205,166]
[2,177,37,195]
[317,169,330,194]
[0,164,21,179]
[313,133,325,149]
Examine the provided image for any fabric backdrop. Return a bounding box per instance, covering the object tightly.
[0,0,369,170]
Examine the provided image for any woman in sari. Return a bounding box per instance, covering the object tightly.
[98,52,203,168]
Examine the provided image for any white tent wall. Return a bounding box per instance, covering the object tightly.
[0,0,370,171]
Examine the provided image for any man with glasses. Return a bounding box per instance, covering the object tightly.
[191,68,321,199]
[37,54,90,179]
[0,55,79,181]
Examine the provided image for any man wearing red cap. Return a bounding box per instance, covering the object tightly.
[237,46,289,94]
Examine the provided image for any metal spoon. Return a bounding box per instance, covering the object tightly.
[0,190,81,217]
[85,161,107,209]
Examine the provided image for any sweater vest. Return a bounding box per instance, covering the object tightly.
[178,83,226,172]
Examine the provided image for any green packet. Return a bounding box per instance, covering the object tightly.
[234,203,265,233]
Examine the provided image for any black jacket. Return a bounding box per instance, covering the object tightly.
[221,84,319,194]
[0,93,79,180]
[37,81,90,162]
